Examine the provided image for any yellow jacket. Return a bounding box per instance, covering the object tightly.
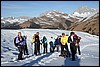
[32,38,35,43]
[61,35,68,45]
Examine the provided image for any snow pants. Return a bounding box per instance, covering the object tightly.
[34,43,40,55]
[43,43,48,53]
[18,46,24,60]
[24,45,29,55]
[70,43,76,60]
[76,46,81,55]
[61,44,70,57]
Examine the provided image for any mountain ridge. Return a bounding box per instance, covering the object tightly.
[1,6,99,36]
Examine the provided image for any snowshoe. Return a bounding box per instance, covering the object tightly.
[59,54,64,57]
[63,50,69,57]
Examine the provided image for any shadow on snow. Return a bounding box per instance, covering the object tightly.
[21,52,53,66]
[64,55,80,66]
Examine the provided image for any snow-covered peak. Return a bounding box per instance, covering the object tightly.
[1,16,31,24]
[82,11,99,22]
[73,6,98,18]
[74,6,98,13]
[52,10,59,13]
[73,12,90,18]
[39,10,68,17]
[76,11,99,23]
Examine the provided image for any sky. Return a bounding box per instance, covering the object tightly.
[1,1,99,17]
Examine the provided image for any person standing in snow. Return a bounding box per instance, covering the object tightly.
[49,41,55,52]
[34,32,41,55]
[59,33,70,57]
[42,36,48,54]
[68,32,77,61]
[49,37,55,52]
[73,34,81,55]
[54,36,61,52]
[23,35,29,55]
[15,32,25,60]
[31,34,36,55]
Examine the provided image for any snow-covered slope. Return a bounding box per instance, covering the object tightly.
[82,11,99,22]
[1,29,99,66]
[68,11,99,36]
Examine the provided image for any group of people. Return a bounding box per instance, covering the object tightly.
[14,31,81,61]
[55,32,81,61]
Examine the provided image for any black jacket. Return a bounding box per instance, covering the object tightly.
[35,35,40,44]
[68,36,79,43]
[68,36,73,43]
[68,36,76,46]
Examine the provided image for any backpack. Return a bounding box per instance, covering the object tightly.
[75,36,81,46]
[77,36,81,43]
[14,37,18,47]
[32,38,35,43]
[44,38,47,44]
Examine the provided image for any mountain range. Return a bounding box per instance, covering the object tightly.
[1,6,99,36]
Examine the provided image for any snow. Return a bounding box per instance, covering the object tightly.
[62,15,70,19]
[82,11,99,22]
[55,14,59,17]
[1,17,29,24]
[46,13,52,18]
[45,10,68,19]
[52,18,59,22]
[68,14,79,19]
[40,22,52,25]
[73,12,91,18]
[1,29,99,66]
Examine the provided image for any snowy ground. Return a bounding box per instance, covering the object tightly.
[1,29,99,66]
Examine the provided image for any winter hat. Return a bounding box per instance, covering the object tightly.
[74,34,77,37]
[70,32,75,35]
[62,33,65,35]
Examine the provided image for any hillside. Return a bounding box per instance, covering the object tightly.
[68,11,99,36]
[18,10,79,29]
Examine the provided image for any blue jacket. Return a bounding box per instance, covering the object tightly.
[50,41,55,48]
[43,37,48,44]
[54,38,61,45]
[23,37,27,46]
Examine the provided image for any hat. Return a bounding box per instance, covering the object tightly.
[74,34,77,37]
[70,32,75,35]
[62,33,65,35]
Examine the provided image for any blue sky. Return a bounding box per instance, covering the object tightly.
[1,1,99,17]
